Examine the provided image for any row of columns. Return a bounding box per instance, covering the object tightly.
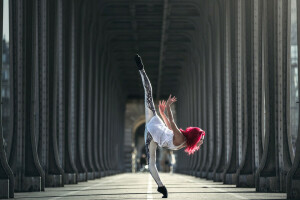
[175,0,300,199]
[0,0,126,198]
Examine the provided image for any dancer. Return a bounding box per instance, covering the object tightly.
[135,54,205,198]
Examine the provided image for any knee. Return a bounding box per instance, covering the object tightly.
[149,158,156,168]
[148,163,156,174]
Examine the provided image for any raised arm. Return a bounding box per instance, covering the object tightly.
[158,100,172,130]
[165,95,183,139]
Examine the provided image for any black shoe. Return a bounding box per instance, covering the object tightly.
[135,54,144,70]
[157,185,168,198]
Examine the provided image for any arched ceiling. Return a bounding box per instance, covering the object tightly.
[93,0,203,99]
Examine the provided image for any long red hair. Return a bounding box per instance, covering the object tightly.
[180,127,205,155]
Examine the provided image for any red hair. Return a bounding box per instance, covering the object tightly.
[180,127,205,155]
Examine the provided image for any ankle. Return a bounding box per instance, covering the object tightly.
[135,54,144,70]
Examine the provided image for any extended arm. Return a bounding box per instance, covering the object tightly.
[160,112,172,130]
[158,100,172,130]
[165,95,184,139]
[166,104,180,132]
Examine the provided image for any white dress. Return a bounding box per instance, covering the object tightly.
[146,115,186,150]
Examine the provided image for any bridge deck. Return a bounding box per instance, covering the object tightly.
[14,173,286,200]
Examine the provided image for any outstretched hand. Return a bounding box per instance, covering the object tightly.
[159,100,167,114]
[166,94,177,106]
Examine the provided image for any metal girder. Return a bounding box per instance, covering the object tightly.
[0,0,14,198]
[287,0,300,198]
[222,0,239,184]
[255,0,285,192]
[63,0,78,185]
[212,1,226,182]
[156,0,169,101]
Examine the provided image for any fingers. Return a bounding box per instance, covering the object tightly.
[166,94,178,105]
[167,94,171,102]
[162,100,166,106]
[159,100,168,107]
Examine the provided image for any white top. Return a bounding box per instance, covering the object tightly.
[146,115,186,150]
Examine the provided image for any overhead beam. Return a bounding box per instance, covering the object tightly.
[156,0,169,101]
[129,0,138,51]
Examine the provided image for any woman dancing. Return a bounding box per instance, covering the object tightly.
[135,54,205,198]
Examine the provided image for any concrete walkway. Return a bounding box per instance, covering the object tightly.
[14,173,286,200]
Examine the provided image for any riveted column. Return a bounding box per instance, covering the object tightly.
[8,0,45,192]
[194,48,204,177]
[214,1,227,182]
[199,41,208,178]
[236,0,255,188]
[287,0,300,197]
[91,29,102,178]
[255,0,282,192]
[84,9,95,180]
[75,0,88,182]
[278,0,293,192]
[204,23,214,179]
[221,0,234,184]
[83,4,95,180]
[208,13,221,179]
[47,0,65,187]
[0,0,14,197]
[223,0,241,184]
[63,0,78,185]
[98,50,107,177]
[190,56,198,175]
[102,50,110,175]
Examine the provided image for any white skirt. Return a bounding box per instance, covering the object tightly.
[146,115,176,149]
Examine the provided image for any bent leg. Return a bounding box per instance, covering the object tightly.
[145,132,163,187]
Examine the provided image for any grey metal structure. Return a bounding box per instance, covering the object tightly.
[0,0,299,199]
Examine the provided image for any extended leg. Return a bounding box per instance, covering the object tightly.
[135,54,157,124]
[139,68,157,123]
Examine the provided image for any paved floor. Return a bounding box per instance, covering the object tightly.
[14,173,286,200]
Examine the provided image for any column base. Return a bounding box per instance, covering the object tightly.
[87,172,95,180]
[288,179,300,199]
[200,171,207,178]
[213,172,223,182]
[224,173,237,184]
[107,170,113,176]
[100,171,107,177]
[237,174,254,187]
[0,179,9,199]
[64,173,77,184]
[77,172,87,182]
[46,174,63,187]
[195,172,201,177]
[207,172,214,180]
[256,176,280,192]
[94,171,100,178]
[279,173,287,192]
[191,171,197,177]
[22,176,41,191]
